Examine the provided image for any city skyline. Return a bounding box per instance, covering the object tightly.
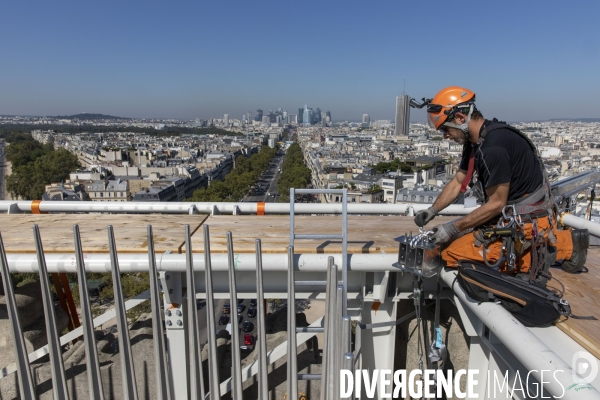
[1,1,599,122]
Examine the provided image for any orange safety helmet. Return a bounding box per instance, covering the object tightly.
[426,86,476,130]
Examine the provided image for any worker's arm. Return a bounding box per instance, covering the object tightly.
[431,169,467,212]
[454,182,509,231]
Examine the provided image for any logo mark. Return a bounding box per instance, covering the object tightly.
[572,351,598,384]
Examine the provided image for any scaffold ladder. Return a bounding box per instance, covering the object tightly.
[288,187,351,400]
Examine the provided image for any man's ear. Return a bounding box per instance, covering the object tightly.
[453,112,466,124]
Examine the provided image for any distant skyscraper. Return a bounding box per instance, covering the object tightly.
[326,110,332,122]
[316,108,322,123]
[224,114,229,126]
[298,108,304,124]
[288,114,298,124]
[363,114,370,124]
[395,94,410,136]
[303,105,311,127]
[262,116,269,125]
[256,109,263,122]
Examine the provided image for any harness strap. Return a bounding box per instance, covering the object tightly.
[460,147,475,193]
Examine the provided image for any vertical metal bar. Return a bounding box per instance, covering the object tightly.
[342,188,348,315]
[146,226,172,400]
[319,257,335,400]
[342,352,355,400]
[203,225,220,400]
[255,239,269,400]
[286,246,298,400]
[0,232,35,400]
[226,231,243,400]
[290,187,295,246]
[341,315,351,357]
[33,224,70,400]
[107,225,139,400]
[185,225,206,400]
[325,262,339,400]
[73,224,105,400]
[333,284,344,399]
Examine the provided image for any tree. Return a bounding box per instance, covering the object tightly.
[277,144,311,201]
[5,145,80,200]
[188,146,277,202]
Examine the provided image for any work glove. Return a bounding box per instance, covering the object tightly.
[414,206,438,227]
[430,222,459,245]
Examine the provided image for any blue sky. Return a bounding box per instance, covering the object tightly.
[1,1,599,122]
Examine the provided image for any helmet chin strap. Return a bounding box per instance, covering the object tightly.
[444,104,474,141]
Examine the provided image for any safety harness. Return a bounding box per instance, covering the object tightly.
[467,120,558,282]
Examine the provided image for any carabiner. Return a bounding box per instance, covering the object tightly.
[502,204,516,220]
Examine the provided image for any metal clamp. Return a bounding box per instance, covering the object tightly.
[394,230,442,279]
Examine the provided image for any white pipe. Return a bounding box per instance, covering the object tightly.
[0,200,473,216]
[4,253,400,273]
[561,213,600,238]
[440,267,600,399]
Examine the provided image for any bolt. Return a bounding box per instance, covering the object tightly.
[166,274,170,280]
[177,320,183,326]
[176,310,182,317]
[166,309,172,317]
[166,320,172,326]
[169,289,173,294]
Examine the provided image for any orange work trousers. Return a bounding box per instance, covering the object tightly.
[441,216,573,273]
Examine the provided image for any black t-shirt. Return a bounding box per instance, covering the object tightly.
[459,120,542,202]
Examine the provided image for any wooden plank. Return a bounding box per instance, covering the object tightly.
[554,246,600,359]
[0,214,208,254]
[193,215,457,254]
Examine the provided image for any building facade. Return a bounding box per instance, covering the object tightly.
[395,94,410,136]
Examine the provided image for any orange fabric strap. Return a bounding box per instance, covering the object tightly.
[257,202,265,216]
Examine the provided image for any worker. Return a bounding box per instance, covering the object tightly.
[414,86,588,277]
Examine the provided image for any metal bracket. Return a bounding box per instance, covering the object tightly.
[160,271,184,329]
[159,271,183,306]
[188,204,199,215]
[394,233,441,279]
[211,205,221,216]
[7,203,21,214]
[372,271,389,304]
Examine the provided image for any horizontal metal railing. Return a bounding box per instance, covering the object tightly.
[0,223,353,400]
[0,198,467,215]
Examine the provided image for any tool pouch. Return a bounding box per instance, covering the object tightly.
[457,261,582,326]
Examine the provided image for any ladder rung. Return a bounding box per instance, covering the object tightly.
[294,234,343,240]
[296,327,324,333]
[298,374,322,380]
[295,188,345,194]
[295,281,326,286]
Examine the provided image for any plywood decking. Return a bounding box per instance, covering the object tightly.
[0,214,208,254]
[0,213,599,358]
[553,247,600,359]
[0,214,454,255]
